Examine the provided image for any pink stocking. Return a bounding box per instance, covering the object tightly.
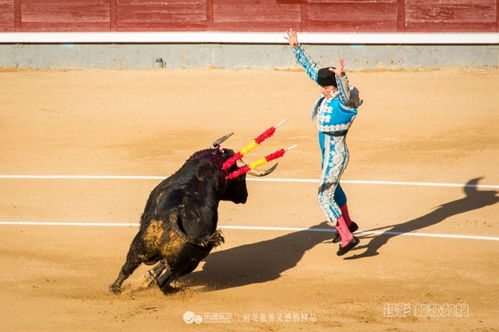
[335,215,353,247]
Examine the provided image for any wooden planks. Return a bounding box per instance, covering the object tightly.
[405,0,497,32]
[304,0,399,32]
[0,0,497,32]
[0,0,14,31]
[211,0,301,31]
[20,0,111,31]
[114,0,208,31]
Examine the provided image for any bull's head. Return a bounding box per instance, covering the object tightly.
[211,133,278,204]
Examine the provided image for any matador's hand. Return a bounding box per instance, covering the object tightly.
[329,58,345,77]
[285,28,298,48]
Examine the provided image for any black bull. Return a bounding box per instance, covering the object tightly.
[109,140,276,294]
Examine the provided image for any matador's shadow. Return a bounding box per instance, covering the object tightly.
[345,177,498,260]
[182,222,333,291]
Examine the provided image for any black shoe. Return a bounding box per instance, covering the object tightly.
[332,221,359,243]
[336,236,359,256]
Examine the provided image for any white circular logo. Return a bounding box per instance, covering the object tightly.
[183,311,202,324]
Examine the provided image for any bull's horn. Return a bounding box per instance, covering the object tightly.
[210,132,234,148]
[236,159,278,177]
[247,163,278,177]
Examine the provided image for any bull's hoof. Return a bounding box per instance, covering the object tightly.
[109,283,122,294]
[159,284,179,295]
[138,273,156,289]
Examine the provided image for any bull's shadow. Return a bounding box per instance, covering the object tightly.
[346,177,498,260]
[182,222,333,291]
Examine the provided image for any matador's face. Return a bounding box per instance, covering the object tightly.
[320,85,338,99]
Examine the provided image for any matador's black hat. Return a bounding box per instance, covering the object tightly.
[317,67,337,88]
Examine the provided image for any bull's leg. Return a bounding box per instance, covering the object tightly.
[146,260,167,279]
[156,267,177,294]
[109,254,141,294]
[109,234,148,294]
[139,260,168,289]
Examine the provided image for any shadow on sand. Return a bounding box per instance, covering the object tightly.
[183,222,334,291]
[180,177,497,291]
[345,177,498,260]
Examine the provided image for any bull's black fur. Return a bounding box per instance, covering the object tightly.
[109,148,248,294]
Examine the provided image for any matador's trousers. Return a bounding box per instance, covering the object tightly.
[318,132,349,225]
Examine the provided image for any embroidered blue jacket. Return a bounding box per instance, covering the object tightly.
[291,45,361,133]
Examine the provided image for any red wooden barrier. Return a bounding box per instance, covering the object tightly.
[304,0,399,32]
[0,0,14,31]
[114,0,207,31]
[0,0,497,33]
[210,0,301,31]
[405,0,497,32]
[20,0,110,32]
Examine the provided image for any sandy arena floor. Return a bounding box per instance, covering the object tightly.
[1,67,498,331]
